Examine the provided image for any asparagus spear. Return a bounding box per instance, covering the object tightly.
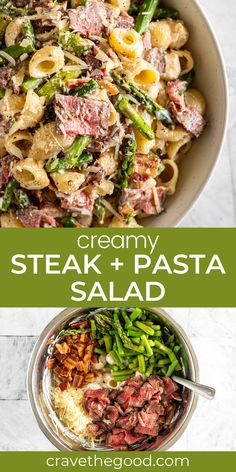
[46,150,93,173]
[153,7,179,20]
[14,189,30,208]
[118,135,136,189]
[21,77,44,93]
[0,87,4,98]
[135,0,160,35]
[38,69,81,104]
[0,19,35,64]
[94,198,106,224]
[59,30,92,56]
[61,217,79,227]
[112,71,173,125]
[74,79,99,97]
[180,70,195,90]
[114,94,154,140]
[0,6,35,16]
[22,19,35,50]
[0,14,10,44]
[0,178,19,212]
[66,135,92,166]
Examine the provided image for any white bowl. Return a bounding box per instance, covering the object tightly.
[143,0,228,227]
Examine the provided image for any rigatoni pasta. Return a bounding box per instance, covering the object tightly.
[0,0,207,227]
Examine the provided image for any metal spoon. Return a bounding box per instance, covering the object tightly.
[172,375,216,400]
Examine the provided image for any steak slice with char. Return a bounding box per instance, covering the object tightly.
[55,94,110,138]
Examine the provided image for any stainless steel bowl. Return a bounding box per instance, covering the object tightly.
[27,307,199,451]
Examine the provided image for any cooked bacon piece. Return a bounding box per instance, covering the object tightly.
[131,154,159,184]
[145,48,166,75]
[49,321,96,390]
[166,80,206,137]
[115,11,134,29]
[55,94,110,138]
[16,206,58,227]
[68,0,109,38]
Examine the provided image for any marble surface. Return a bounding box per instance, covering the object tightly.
[180,0,236,227]
[0,307,236,451]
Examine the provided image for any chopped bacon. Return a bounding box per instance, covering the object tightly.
[131,154,159,184]
[49,321,96,390]
[16,207,58,228]
[166,80,206,137]
[55,94,110,138]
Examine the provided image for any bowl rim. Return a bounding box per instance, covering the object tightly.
[27,307,199,452]
[144,0,229,228]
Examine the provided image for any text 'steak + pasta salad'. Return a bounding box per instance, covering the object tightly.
[0,0,206,228]
[48,308,186,450]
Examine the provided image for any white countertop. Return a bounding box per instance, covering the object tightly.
[180,0,236,227]
[0,307,236,451]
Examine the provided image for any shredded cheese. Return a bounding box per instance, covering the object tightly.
[51,386,93,440]
[0,51,16,66]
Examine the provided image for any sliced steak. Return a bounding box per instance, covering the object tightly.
[163,377,178,396]
[142,31,152,51]
[116,411,138,430]
[0,67,12,89]
[55,94,110,138]
[106,405,120,425]
[119,186,166,217]
[166,80,186,107]
[57,190,94,214]
[115,11,134,29]
[116,386,135,405]
[68,0,109,38]
[0,155,15,188]
[16,207,58,227]
[124,430,143,445]
[170,102,206,138]
[145,48,166,75]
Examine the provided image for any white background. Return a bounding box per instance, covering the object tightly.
[1,0,236,452]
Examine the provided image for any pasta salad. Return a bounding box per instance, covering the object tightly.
[0,0,206,228]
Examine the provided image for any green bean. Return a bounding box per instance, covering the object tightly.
[94,347,106,355]
[166,359,179,377]
[135,0,160,35]
[0,178,19,212]
[130,307,142,322]
[135,321,155,336]
[21,77,44,92]
[138,354,146,374]
[104,334,113,353]
[114,94,155,140]
[66,135,92,167]
[112,71,172,125]
[74,79,99,97]
[141,334,153,357]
